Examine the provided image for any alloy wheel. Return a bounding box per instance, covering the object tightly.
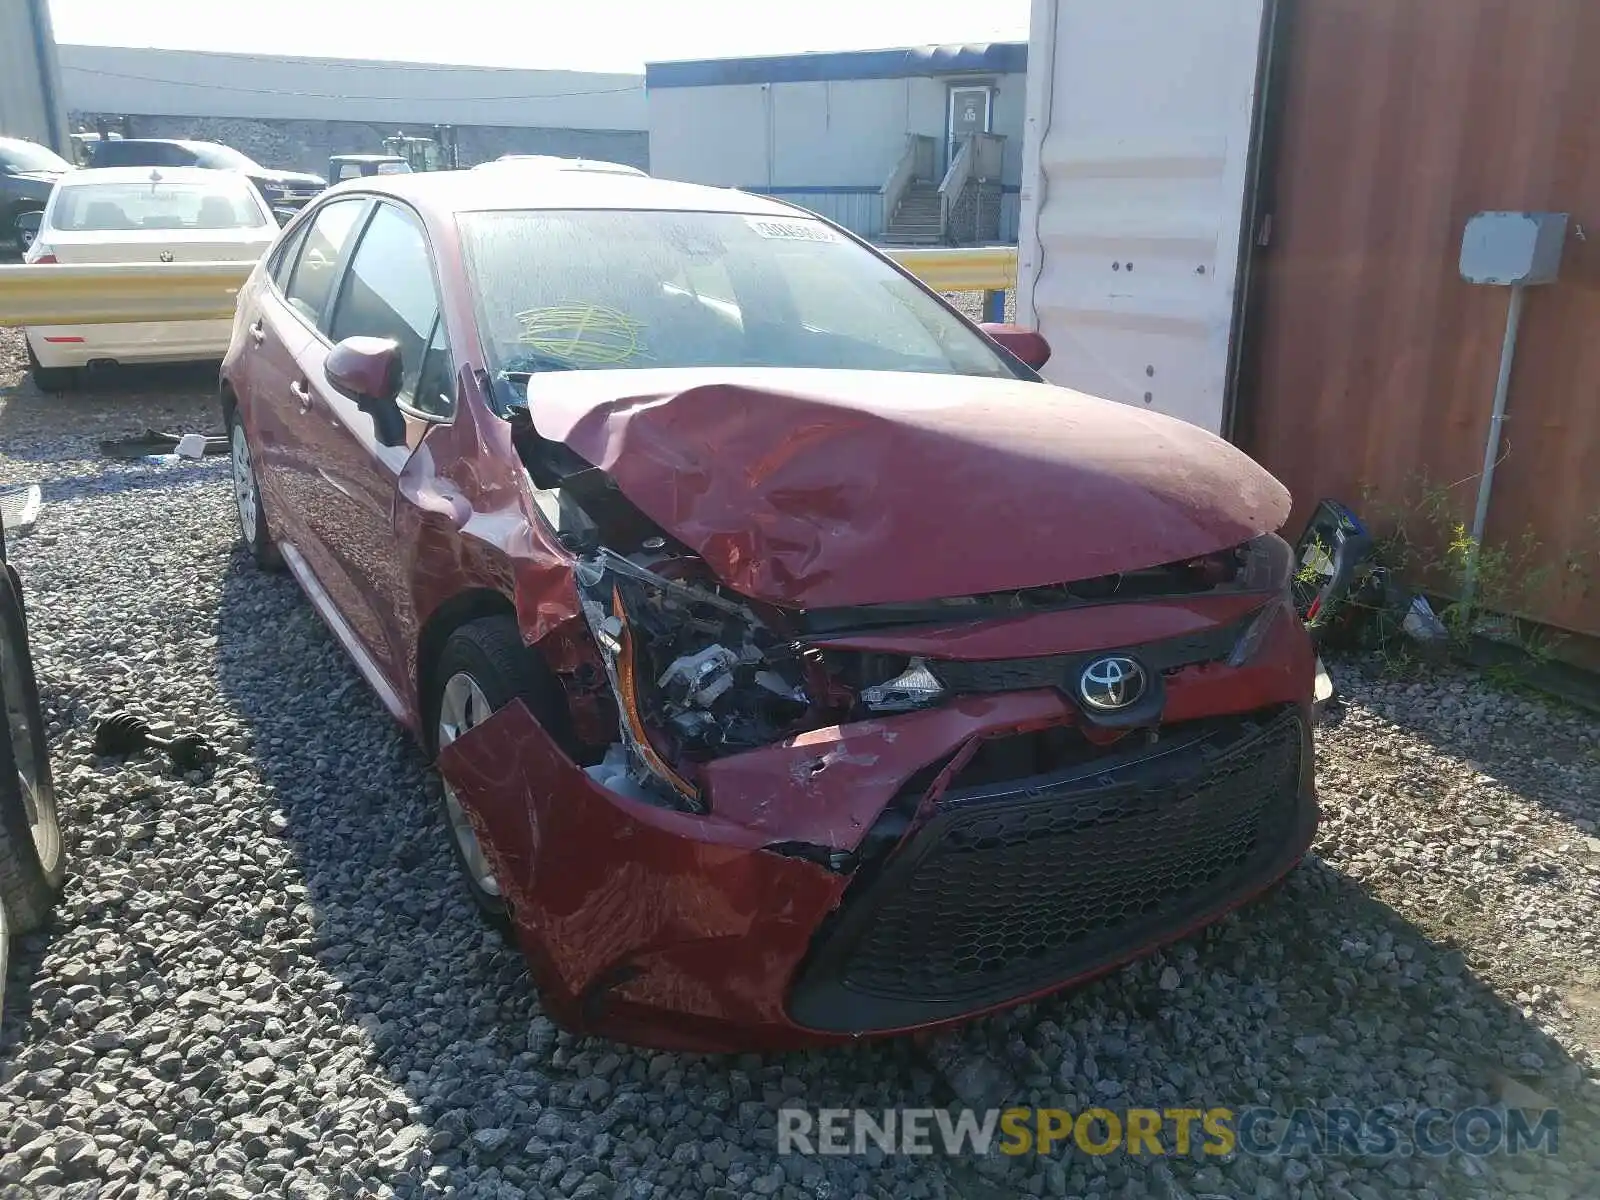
[231,422,258,546]
[0,606,56,871]
[437,671,501,897]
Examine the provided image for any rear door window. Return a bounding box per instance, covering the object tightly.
[282,198,366,328]
[269,221,311,291]
[93,142,192,167]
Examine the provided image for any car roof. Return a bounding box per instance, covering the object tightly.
[473,155,648,178]
[332,154,406,162]
[328,169,811,221]
[55,165,253,186]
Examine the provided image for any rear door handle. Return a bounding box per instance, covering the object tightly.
[289,379,312,411]
[248,321,265,346]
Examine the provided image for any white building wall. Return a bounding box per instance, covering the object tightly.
[58,45,646,132]
[647,85,768,187]
[651,72,1027,190]
[769,79,916,187]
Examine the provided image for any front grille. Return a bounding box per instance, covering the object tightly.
[930,614,1252,694]
[788,707,1310,1033]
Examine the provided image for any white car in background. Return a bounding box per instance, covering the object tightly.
[22,166,278,392]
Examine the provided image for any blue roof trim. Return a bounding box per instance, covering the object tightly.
[748,185,884,195]
[647,43,1027,89]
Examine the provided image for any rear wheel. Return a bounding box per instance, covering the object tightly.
[0,567,63,934]
[227,409,282,570]
[25,343,76,395]
[428,616,559,926]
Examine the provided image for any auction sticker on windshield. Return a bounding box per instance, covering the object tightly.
[745,217,840,243]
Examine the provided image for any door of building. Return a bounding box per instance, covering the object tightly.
[947,86,992,168]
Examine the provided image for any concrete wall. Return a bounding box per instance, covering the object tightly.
[648,70,1025,239]
[59,45,646,133]
[0,0,67,151]
[73,112,649,179]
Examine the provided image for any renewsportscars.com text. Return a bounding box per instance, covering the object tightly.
[777,1105,1560,1159]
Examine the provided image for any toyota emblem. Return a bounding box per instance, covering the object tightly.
[1078,655,1147,711]
[158,250,175,263]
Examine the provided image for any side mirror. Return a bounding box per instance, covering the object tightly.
[325,336,406,446]
[15,211,42,251]
[979,322,1052,371]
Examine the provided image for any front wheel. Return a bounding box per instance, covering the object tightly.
[428,616,562,926]
[0,567,63,934]
[227,409,282,570]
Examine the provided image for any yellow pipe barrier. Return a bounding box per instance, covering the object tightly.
[885,246,1018,294]
[0,247,1019,329]
[0,261,253,327]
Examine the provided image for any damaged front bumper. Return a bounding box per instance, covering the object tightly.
[437,606,1318,1052]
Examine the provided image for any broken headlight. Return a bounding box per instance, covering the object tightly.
[1227,533,1296,667]
[859,658,945,713]
[575,550,814,810]
[1238,532,1296,592]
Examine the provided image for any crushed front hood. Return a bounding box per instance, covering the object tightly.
[530,368,1291,609]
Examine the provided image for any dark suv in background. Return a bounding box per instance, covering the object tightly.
[0,137,73,252]
[86,138,326,222]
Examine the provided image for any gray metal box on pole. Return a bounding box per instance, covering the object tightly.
[1460,211,1567,285]
[1457,210,1568,605]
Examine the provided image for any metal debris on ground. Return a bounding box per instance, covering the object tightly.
[92,711,215,771]
[98,428,228,461]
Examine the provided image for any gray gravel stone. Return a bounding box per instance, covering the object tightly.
[1,329,1598,1200]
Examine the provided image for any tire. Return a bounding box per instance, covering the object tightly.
[0,566,63,934]
[427,615,561,926]
[25,342,76,395]
[226,407,283,570]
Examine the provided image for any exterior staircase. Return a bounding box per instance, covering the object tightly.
[885,180,945,245]
[879,132,1007,246]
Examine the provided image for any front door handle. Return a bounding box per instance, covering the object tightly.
[248,321,265,346]
[289,379,312,412]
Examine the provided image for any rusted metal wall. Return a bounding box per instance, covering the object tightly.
[1242,0,1600,638]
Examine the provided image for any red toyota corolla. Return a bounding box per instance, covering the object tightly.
[221,166,1316,1052]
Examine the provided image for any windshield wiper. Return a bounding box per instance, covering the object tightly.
[502,352,578,377]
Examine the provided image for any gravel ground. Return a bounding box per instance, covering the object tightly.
[1,325,1599,1200]
[945,291,1017,325]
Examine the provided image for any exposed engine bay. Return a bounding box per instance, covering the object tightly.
[505,396,1292,813]
[573,548,819,810]
[509,400,832,808]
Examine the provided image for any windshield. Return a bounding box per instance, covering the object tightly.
[191,144,262,171]
[0,140,72,174]
[50,178,268,231]
[459,209,1021,382]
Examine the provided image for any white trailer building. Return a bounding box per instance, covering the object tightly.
[647,44,1028,244]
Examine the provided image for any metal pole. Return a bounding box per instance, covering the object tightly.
[1463,281,1526,608]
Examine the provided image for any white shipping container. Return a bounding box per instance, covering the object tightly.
[0,0,67,152]
[1016,0,1274,435]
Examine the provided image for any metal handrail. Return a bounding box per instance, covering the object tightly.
[937,137,977,243]
[881,133,937,235]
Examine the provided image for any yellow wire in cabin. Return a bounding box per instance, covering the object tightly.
[513,304,648,367]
